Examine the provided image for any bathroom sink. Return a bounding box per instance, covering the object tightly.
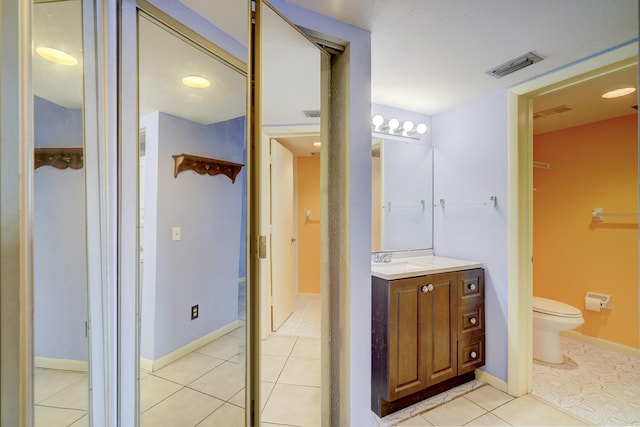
[371,262,427,275]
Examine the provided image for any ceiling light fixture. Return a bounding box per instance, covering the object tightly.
[371,115,427,137]
[601,87,636,99]
[182,75,211,89]
[36,47,78,66]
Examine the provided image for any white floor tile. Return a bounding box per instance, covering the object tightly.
[291,337,321,359]
[261,354,288,383]
[188,360,245,401]
[153,352,224,386]
[140,375,182,413]
[261,335,297,357]
[140,387,223,427]
[396,414,433,426]
[34,369,86,404]
[464,385,513,411]
[39,377,88,410]
[278,356,321,387]
[195,334,245,360]
[464,412,511,426]
[261,383,321,426]
[421,396,486,426]
[228,382,275,410]
[197,402,244,426]
[492,395,589,426]
[34,405,86,427]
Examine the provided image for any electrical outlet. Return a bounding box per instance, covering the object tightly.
[191,304,199,320]
[172,226,181,241]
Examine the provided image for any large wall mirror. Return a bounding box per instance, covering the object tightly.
[372,133,434,252]
[137,11,248,425]
[32,0,90,425]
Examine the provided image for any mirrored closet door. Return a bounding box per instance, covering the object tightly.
[136,10,248,426]
[32,0,90,425]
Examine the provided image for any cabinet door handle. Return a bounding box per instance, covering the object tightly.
[469,317,477,325]
[421,284,434,293]
[468,283,477,291]
[470,350,478,359]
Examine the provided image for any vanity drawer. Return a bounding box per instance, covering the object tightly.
[458,302,484,339]
[458,269,484,306]
[458,335,485,374]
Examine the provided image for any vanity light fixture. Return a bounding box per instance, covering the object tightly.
[182,75,211,89]
[601,87,636,98]
[371,115,428,137]
[36,47,78,66]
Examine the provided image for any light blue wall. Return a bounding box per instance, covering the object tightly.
[33,96,88,362]
[432,89,509,381]
[140,112,245,360]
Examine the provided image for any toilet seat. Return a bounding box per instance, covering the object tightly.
[533,296,582,318]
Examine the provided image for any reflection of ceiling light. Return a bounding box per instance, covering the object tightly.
[182,75,210,89]
[313,141,321,147]
[372,114,384,131]
[602,87,636,98]
[388,118,400,131]
[36,47,78,65]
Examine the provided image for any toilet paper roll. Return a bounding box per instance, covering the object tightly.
[585,296,601,312]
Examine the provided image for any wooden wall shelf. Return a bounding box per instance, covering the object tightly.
[34,147,83,170]
[172,153,244,183]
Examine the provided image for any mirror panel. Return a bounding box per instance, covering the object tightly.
[372,136,433,251]
[137,13,247,425]
[32,0,89,424]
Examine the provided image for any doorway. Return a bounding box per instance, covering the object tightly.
[507,43,638,399]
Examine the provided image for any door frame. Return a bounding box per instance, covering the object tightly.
[506,41,638,397]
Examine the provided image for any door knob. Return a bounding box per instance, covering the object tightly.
[470,350,478,359]
[468,283,477,291]
[469,317,477,325]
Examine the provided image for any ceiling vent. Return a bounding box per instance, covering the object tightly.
[533,104,574,119]
[487,52,544,79]
[303,110,321,118]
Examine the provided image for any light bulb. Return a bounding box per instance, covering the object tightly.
[182,75,211,89]
[416,123,428,134]
[388,118,400,132]
[602,87,636,98]
[372,115,384,127]
[36,47,78,66]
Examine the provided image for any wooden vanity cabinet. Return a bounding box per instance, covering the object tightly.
[372,268,485,417]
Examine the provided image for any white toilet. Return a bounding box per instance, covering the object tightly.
[532,296,584,364]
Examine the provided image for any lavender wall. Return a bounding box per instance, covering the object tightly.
[140,112,245,360]
[33,96,88,362]
[432,90,509,381]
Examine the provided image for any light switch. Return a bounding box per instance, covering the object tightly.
[172,227,181,241]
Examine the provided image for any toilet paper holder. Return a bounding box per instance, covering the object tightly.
[584,292,612,309]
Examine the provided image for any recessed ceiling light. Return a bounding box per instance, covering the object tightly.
[602,87,636,98]
[313,141,321,147]
[36,47,78,66]
[182,75,210,89]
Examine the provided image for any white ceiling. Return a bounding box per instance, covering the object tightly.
[33,0,638,143]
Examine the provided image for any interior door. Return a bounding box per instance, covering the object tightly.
[270,138,296,330]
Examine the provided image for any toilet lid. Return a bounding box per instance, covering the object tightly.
[533,296,582,318]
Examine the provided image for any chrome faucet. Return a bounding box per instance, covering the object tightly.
[372,251,393,263]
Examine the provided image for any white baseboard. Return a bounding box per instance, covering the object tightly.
[34,357,88,372]
[141,320,241,372]
[561,330,640,358]
[475,368,508,393]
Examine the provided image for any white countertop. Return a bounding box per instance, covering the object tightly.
[371,255,483,280]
